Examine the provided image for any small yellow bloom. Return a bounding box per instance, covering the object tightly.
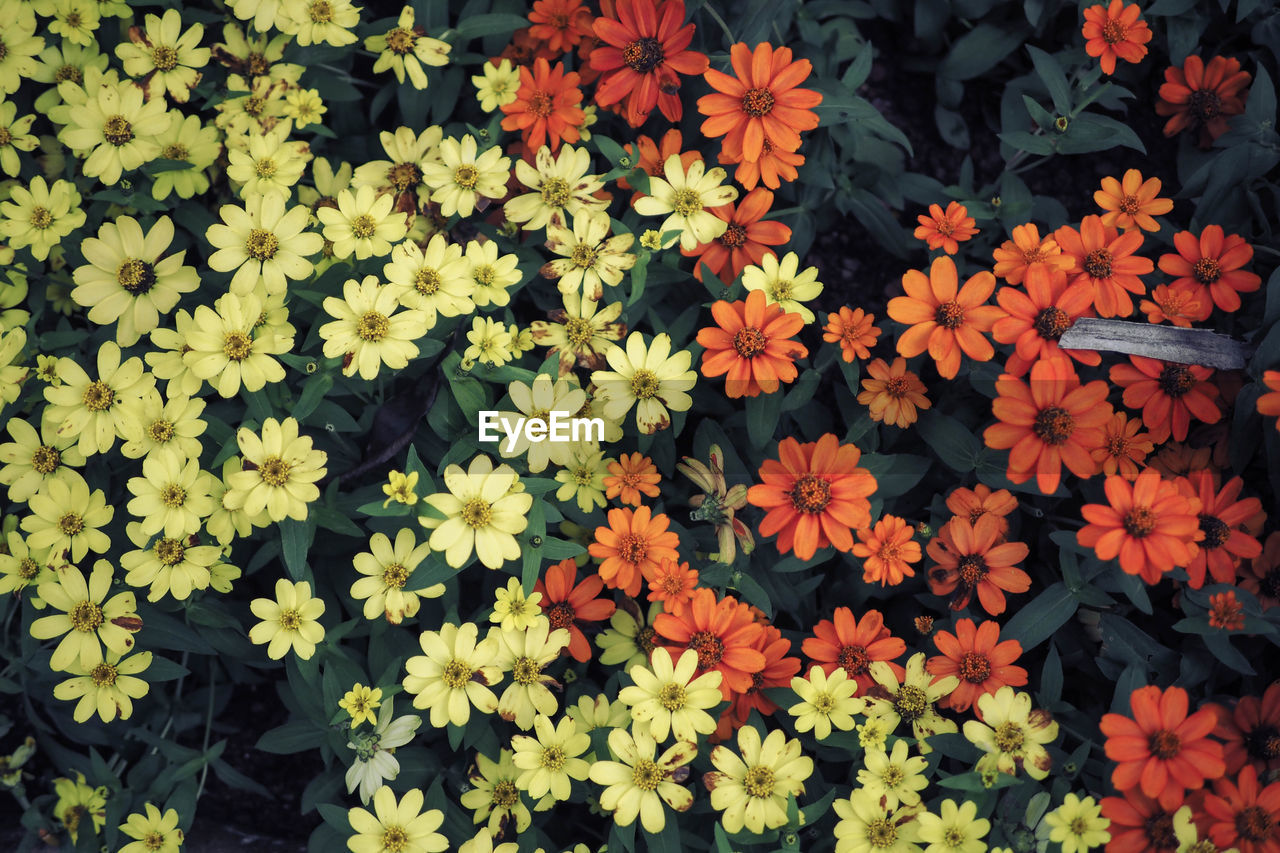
[223,417,327,523]
[511,713,591,801]
[591,332,696,434]
[350,528,443,624]
[633,154,738,250]
[340,684,384,728]
[788,665,864,740]
[382,469,419,508]
[620,647,723,743]
[419,454,531,570]
[30,560,141,671]
[705,725,814,835]
[118,803,184,853]
[589,726,698,834]
[917,798,990,853]
[319,274,429,379]
[491,577,545,633]
[52,648,152,723]
[472,58,520,112]
[52,772,108,844]
[1043,793,1110,853]
[402,622,502,728]
[248,578,326,660]
[365,6,450,90]
[742,251,825,323]
[346,786,447,853]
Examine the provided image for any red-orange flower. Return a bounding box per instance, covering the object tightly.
[1110,355,1221,443]
[588,505,680,597]
[1202,764,1280,853]
[1177,470,1264,588]
[945,484,1019,538]
[500,58,585,153]
[1078,469,1203,584]
[1082,0,1152,75]
[926,515,1032,615]
[801,607,905,694]
[857,357,931,428]
[653,587,766,699]
[602,452,661,506]
[1092,411,1154,480]
[682,187,791,283]
[1158,225,1262,318]
[535,558,617,662]
[696,288,808,399]
[500,27,560,65]
[1207,590,1246,631]
[1241,531,1280,609]
[887,255,1002,380]
[1100,790,1181,853]
[697,42,821,164]
[619,129,701,194]
[914,201,978,255]
[926,618,1027,715]
[1214,682,1280,775]
[717,623,800,738]
[1139,283,1203,327]
[1094,168,1171,232]
[528,0,594,54]
[991,264,1099,377]
[589,0,708,126]
[1261,371,1280,432]
[851,515,921,586]
[823,307,881,362]
[983,357,1112,495]
[722,134,805,190]
[1055,215,1153,318]
[1156,55,1251,146]
[992,223,1075,285]
[1101,684,1225,810]
[746,433,877,560]
[646,558,698,617]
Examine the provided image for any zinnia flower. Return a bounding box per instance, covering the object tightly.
[1178,470,1263,588]
[913,201,978,255]
[1140,283,1203,327]
[886,255,1001,379]
[534,558,616,662]
[1156,55,1251,145]
[925,618,1027,715]
[991,264,1099,377]
[1082,0,1152,75]
[528,0,593,53]
[653,587,766,699]
[588,505,680,597]
[1100,790,1180,853]
[926,515,1031,615]
[1201,765,1280,853]
[945,484,1019,537]
[1055,214,1152,318]
[1091,411,1154,479]
[1157,225,1261,318]
[602,451,660,506]
[991,222,1075,285]
[696,288,808,399]
[589,0,708,126]
[704,726,813,835]
[823,307,881,362]
[1094,168,1171,232]
[500,57,585,153]
[857,357,930,428]
[1077,469,1203,584]
[1110,355,1220,443]
[1213,682,1280,775]
[681,187,791,283]
[801,607,905,695]
[851,515,921,586]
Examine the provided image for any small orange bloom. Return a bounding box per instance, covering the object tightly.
[619,129,701,195]
[1156,55,1251,146]
[1213,682,1280,775]
[851,515,921,587]
[823,307,881,362]
[1092,411,1154,480]
[1078,469,1203,585]
[653,587,766,699]
[1100,790,1180,853]
[535,558,617,662]
[501,27,559,65]
[589,0,708,126]
[500,57,585,153]
[746,433,877,560]
[1158,225,1262,318]
[1094,169,1172,232]
[1202,764,1280,853]
[1240,531,1280,609]
[1100,684,1225,810]
[991,223,1075,285]
[887,255,1002,379]
[1055,214,1153,318]
[926,515,1032,616]
[717,623,800,738]
[696,288,808,399]
[646,558,698,618]
[991,264,1099,377]
[682,188,791,283]
[1147,441,1216,480]
[945,484,1018,538]
[801,607,905,694]
[857,357,931,428]
[983,357,1112,495]
[1082,0,1152,75]
[528,0,594,54]
[1260,371,1280,432]
[1178,470,1264,588]
[913,201,978,255]
[1110,355,1221,443]
[587,505,680,597]
[723,134,804,191]
[1207,591,1246,631]
[1140,283,1203,327]
[926,618,1027,715]
[602,452,661,506]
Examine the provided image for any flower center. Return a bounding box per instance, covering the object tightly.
[958,555,988,585]
[547,600,575,629]
[671,188,703,218]
[492,780,519,807]
[718,222,748,249]
[0,127,13,147]
[934,301,965,329]
[116,258,158,295]
[994,721,1025,752]
[539,746,565,771]
[893,684,928,721]
[381,826,408,852]
[258,456,292,487]
[385,27,417,54]
[70,600,104,632]
[152,45,179,71]
[1188,89,1223,122]
[1033,406,1075,445]
[623,37,664,73]
[246,228,279,260]
[1119,195,1141,215]
[1083,248,1113,279]
[31,445,61,474]
[740,87,775,117]
[688,630,725,668]
[563,317,594,347]
[351,214,378,238]
[789,474,831,513]
[512,656,541,685]
[59,513,85,535]
[1244,724,1280,761]
[255,158,278,178]
[223,331,253,361]
[732,327,767,359]
[570,242,598,269]
[83,380,115,411]
[882,376,911,397]
[880,764,904,787]
[958,651,991,683]
[161,484,187,507]
[1102,19,1127,44]
[155,538,185,566]
[91,662,118,687]
[279,608,302,630]
[1033,306,1071,340]
[812,693,835,713]
[442,658,472,688]
[1192,257,1221,285]
[868,819,898,847]
[30,207,52,229]
[309,0,334,23]
[103,115,134,146]
[1122,505,1157,537]
[452,164,479,189]
[473,265,497,287]
[387,162,419,192]
[412,268,441,294]
[148,419,176,443]
[382,563,408,589]
[618,533,649,565]
[1148,729,1181,759]
[631,758,664,791]
[836,644,869,676]
[17,558,39,580]
[357,311,390,342]
[1198,514,1230,549]
[1144,811,1176,848]
[743,765,775,798]
[1236,806,1273,841]
[629,368,660,399]
[658,682,686,711]
[55,63,82,83]
[935,218,955,236]
[528,90,555,118]
[461,498,493,528]
[1157,364,1196,397]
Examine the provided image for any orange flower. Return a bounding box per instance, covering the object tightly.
[717,623,800,738]
[1110,355,1221,443]
[1156,55,1251,146]
[851,515,921,586]
[697,42,821,163]
[1100,790,1181,853]
[1055,214,1152,318]
[500,57,585,153]
[1094,169,1171,232]
[926,515,1031,615]
[1202,765,1280,853]
[619,129,701,195]
[1082,0,1151,75]
[857,357,930,428]
[723,134,804,190]
[991,264,1099,377]
[1213,682,1280,775]
[602,452,660,506]
[926,618,1027,715]
[1207,591,1245,631]
[1101,684,1225,810]
[746,433,877,560]
[682,187,791,283]
[646,558,698,618]
[1240,531,1280,609]
[1158,225,1261,318]
[991,223,1075,285]
[1147,441,1216,480]
[1077,469,1203,584]
[823,307,881,362]
[1092,411,1154,480]
[696,288,807,399]
[1260,371,1280,432]
[1139,283,1203,327]
[887,255,1002,379]
[535,558,617,662]
[589,0,708,126]
[801,607,905,694]
[528,0,594,54]
[1178,470,1264,588]
[945,484,1018,538]
[587,505,680,597]
[501,27,560,65]
[983,357,1112,495]
[653,587,766,699]
[913,201,978,255]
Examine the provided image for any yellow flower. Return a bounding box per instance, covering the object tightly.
[125,449,216,539]
[496,374,588,473]
[493,621,570,729]
[206,458,268,545]
[465,238,522,309]
[833,787,922,853]
[30,560,141,671]
[346,786,447,853]
[319,185,409,260]
[0,327,27,404]
[705,725,814,835]
[742,251,824,323]
[151,114,221,200]
[0,0,43,96]
[917,799,989,853]
[542,211,636,301]
[419,454,532,570]
[146,309,203,397]
[505,144,607,232]
[402,621,502,728]
[352,126,441,207]
[0,529,56,596]
[0,176,86,260]
[512,713,591,801]
[184,291,294,398]
[530,292,626,377]
[461,749,532,834]
[620,647,723,743]
[0,100,38,177]
[961,686,1058,781]
[340,683,383,728]
[595,600,661,670]
[114,8,210,102]
[464,315,515,367]
[118,391,206,461]
[565,693,630,732]
[633,154,738,250]
[639,229,663,250]
[0,417,84,503]
[382,469,419,508]
[226,123,312,200]
[52,772,108,844]
[223,417,327,522]
[57,76,172,185]
[589,726,697,833]
[119,521,223,602]
[789,664,864,740]
[423,134,511,218]
[473,58,520,112]
[1043,793,1110,853]
[118,803,183,853]
[864,652,958,752]
[460,828,519,853]
[42,341,154,457]
[350,528,443,624]
[35,354,61,385]
[225,0,292,34]
[52,647,152,723]
[591,331,696,434]
[856,739,930,811]
[281,0,360,46]
[320,274,429,379]
[46,0,100,47]
[554,444,610,513]
[30,41,107,113]
[283,87,326,127]
[383,233,475,321]
[491,576,546,633]
[366,6,450,90]
[21,470,114,562]
[248,578,326,660]
[206,193,323,295]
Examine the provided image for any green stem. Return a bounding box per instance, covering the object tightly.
[700,2,736,48]
[196,661,217,800]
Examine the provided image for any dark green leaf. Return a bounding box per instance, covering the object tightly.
[280,517,316,580]
[914,410,980,472]
[938,23,1028,81]
[1027,46,1072,114]
[746,390,785,449]
[1001,583,1078,651]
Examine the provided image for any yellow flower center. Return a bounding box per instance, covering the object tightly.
[880,764,904,787]
[162,143,189,161]
[453,164,479,189]
[0,127,11,146]
[812,693,836,713]
[55,64,82,83]
[658,682,686,711]
[255,158,278,178]
[91,662,118,687]
[31,445,61,474]
[473,265,497,287]
[381,563,408,589]
[29,206,52,229]
[413,268,441,294]
[512,656,541,685]
[279,607,302,630]
[381,826,408,852]
[83,380,115,411]
[944,828,967,845]
[771,280,794,301]
[59,512,85,535]
[388,162,420,192]
[460,498,492,528]
[541,177,571,208]
[629,368,660,399]
[18,557,39,580]
[743,765,775,798]
[994,721,1026,752]
[152,45,179,71]
[540,746,566,771]
[116,258,157,294]
[357,311,390,342]
[70,600,104,632]
[671,188,702,217]
[893,684,929,721]
[570,243,598,269]
[245,228,279,260]
[244,95,266,116]
[258,456,292,487]
[160,484,187,507]
[309,0,334,22]
[351,214,378,238]
[1102,19,1127,44]
[148,419,176,443]
[103,115,134,146]
[155,538,186,566]
[492,780,519,807]
[563,317,594,348]
[631,758,664,791]
[223,331,253,361]
[385,27,417,55]
[442,658,473,688]
[867,818,898,847]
